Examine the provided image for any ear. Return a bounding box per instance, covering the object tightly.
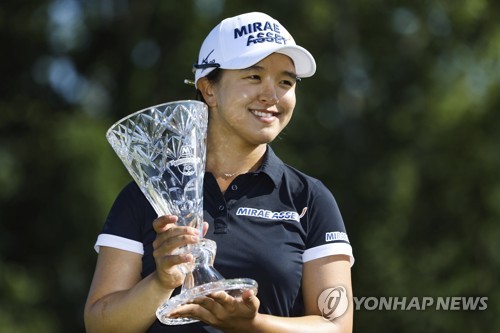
[197,77,217,107]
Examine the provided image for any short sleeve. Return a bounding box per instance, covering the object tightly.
[94,182,147,254]
[302,181,354,266]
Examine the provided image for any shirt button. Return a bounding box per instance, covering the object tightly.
[218,205,225,211]
[231,185,238,191]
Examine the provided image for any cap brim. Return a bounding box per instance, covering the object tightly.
[276,46,316,78]
[220,45,316,78]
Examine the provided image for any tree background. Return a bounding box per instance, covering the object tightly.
[1,0,498,332]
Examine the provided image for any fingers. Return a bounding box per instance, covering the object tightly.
[208,291,232,304]
[153,253,193,290]
[168,296,222,323]
[152,215,178,233]
[241,289,259,311]
[152,215,200,253]
[157,252,194,267]
[209,290,259,312]
[168,302,208,323]
[152,215,201,289]
[153,228,199,253]
[191,295,218,310]
[168,291,260,327]
[202,221,209,237]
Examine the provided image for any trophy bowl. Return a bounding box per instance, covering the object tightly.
[106,100,257,325]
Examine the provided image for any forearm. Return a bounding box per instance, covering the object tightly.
[84,272,173,333]
[244,313,352,333]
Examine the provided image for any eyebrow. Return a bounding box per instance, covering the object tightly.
[241,65,299,81]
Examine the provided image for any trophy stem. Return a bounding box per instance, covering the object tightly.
[178,239,224,293]
[157,238,258,325]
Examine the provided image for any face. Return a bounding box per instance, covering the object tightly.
[199,53,298,147]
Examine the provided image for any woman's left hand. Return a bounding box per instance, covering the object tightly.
[168,289,260,332]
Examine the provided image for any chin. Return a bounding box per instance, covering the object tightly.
[254,134,279,145]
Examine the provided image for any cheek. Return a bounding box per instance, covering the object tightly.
[214,82,248,107]
[281,90,296,112]
[283,108,294,126]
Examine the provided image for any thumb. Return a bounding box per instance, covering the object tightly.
[242,289,259,311]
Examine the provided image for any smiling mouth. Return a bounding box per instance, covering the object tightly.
[251,110,276,118]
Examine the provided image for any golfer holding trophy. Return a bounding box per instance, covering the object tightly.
[85,12,354,333]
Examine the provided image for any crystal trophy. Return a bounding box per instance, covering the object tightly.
[106,100,258,325]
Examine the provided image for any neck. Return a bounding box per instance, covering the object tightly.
[206,141,267,180]
[207,147,265,193]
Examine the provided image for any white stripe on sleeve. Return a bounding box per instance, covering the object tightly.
[303,243,354,267]
[94,234,144,254]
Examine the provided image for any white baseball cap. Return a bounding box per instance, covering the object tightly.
[193,12,316,87]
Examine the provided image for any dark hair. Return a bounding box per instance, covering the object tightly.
[195,69,223,104]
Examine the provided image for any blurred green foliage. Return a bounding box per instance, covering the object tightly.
[1,0,499,332]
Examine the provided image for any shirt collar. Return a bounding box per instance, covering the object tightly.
[254,145,284,188]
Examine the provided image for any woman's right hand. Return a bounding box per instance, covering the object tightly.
[152,215,200,290]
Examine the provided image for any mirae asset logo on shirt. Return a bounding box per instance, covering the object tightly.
[325,231,349,243]
[236,207,349,243]
[236,207,307,223]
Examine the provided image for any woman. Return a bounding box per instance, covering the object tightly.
[85,12,354,333]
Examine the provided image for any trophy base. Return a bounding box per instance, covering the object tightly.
[156,278,258,325]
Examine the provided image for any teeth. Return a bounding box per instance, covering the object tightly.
[252,110,274,118]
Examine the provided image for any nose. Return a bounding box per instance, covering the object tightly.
[259,81,279,105]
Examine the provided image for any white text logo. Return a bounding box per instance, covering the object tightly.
[236,207,301,222]
[353,296,488,311]
[325,231,349,243]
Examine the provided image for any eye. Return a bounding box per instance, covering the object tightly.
[246,74,261,81]
[280,79,294,87]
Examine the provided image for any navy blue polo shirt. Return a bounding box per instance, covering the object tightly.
[95,146,354,332]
